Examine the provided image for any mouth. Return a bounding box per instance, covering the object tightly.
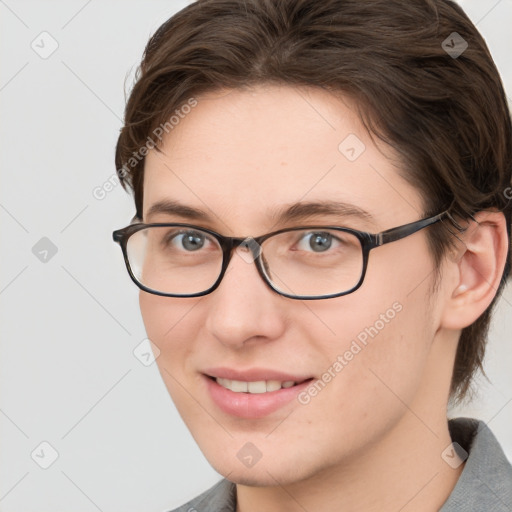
[208,375,311,393]
[202,370,315,419]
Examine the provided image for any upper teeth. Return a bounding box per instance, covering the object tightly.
[216,378,296,393]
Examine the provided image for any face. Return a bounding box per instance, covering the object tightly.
[139,85,450,486]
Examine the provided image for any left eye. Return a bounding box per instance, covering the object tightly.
[297,232,338,252]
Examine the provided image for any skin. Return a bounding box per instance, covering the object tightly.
[139,84,508,512]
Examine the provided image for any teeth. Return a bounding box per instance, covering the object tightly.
[215,378,298,393]
[231,380,248,392]
[247,381,266,393]
[266,380,282,392]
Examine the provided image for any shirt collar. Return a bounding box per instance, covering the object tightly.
[440,417,512,510]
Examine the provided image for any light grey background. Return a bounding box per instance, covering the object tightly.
[0,1,511,510]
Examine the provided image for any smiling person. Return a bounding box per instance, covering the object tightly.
[112,0,512,511]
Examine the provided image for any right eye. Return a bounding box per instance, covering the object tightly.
[166,230,210,251]
[296,231,336,253]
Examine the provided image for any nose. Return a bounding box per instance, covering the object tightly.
[204,245,287,350]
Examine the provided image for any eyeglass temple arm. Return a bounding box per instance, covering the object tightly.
[374,211,452,247]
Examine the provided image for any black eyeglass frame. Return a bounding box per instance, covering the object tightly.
[112,210,452,300]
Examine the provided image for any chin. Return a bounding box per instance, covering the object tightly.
[223,472,278,487]
[216,466,302,487]
[205,448,319,488]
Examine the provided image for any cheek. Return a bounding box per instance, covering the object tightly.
[138,291,203,376]
[302,242,437,426]
[291,298,433,470]
[139,290,204,340]
[139,291,208,421]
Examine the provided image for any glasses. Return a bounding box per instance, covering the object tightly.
[112,210,450,300]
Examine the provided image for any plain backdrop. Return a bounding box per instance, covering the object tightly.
[1,1,511,510]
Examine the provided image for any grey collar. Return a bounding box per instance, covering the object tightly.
[440,417,512,511]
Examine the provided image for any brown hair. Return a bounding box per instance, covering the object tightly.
[115,0,512,402]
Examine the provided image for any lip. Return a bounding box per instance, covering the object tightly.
[202,368,314,419]
[203,367,312,383]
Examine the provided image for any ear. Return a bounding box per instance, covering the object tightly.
[440,210,509,330]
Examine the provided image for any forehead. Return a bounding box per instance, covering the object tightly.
[142,85,420,232]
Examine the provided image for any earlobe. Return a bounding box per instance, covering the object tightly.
[440,210,508,331]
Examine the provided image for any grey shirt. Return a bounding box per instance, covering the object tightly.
[169,417,512,511]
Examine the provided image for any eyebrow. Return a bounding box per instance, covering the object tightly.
[145,199,374,225]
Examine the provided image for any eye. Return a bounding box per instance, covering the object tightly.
[169,230,208,251]
[297,231,337,252]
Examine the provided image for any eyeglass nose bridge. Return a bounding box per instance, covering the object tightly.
[215,234,276,296]
[227,236,263,264]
